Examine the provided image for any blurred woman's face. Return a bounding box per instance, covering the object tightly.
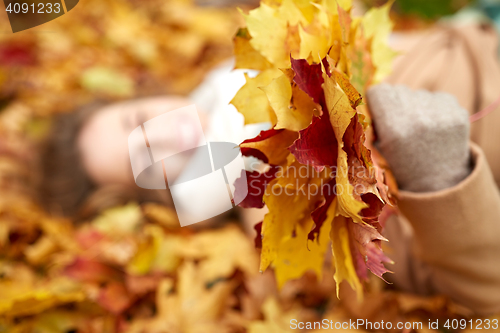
[78,96,204,186]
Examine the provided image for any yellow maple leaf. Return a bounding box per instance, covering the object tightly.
[278,0,308,26]
[362,0,397,83]
[293,0,317,22]
[299,25,331,63]
[234,28,274,71]
[323,72,353,138]
[242,4,290,68]
[242,0,309,68]
[331,214,363,301]
[260,156,329,272]
[230,69,282,125]
[323,70,367,223]
[274,215,332,288]
[261,74,316,131]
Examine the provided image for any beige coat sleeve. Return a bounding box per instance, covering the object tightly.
[387,24,500,186]
[384,143,500,314]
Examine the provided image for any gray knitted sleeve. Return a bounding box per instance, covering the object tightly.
[366,84,471,192]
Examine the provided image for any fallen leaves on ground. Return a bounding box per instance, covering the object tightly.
[0,190,485,333]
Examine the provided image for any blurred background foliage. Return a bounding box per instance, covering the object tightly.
[364,0,477,20]
[393,0,476,19]
[0,0,253,120]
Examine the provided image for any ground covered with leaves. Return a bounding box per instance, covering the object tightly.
[0,201,489,332]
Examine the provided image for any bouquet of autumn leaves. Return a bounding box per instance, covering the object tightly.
[232,0,398,299]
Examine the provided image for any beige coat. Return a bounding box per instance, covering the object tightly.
[384,24,500,314]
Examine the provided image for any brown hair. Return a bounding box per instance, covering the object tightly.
[38,102,173,221]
